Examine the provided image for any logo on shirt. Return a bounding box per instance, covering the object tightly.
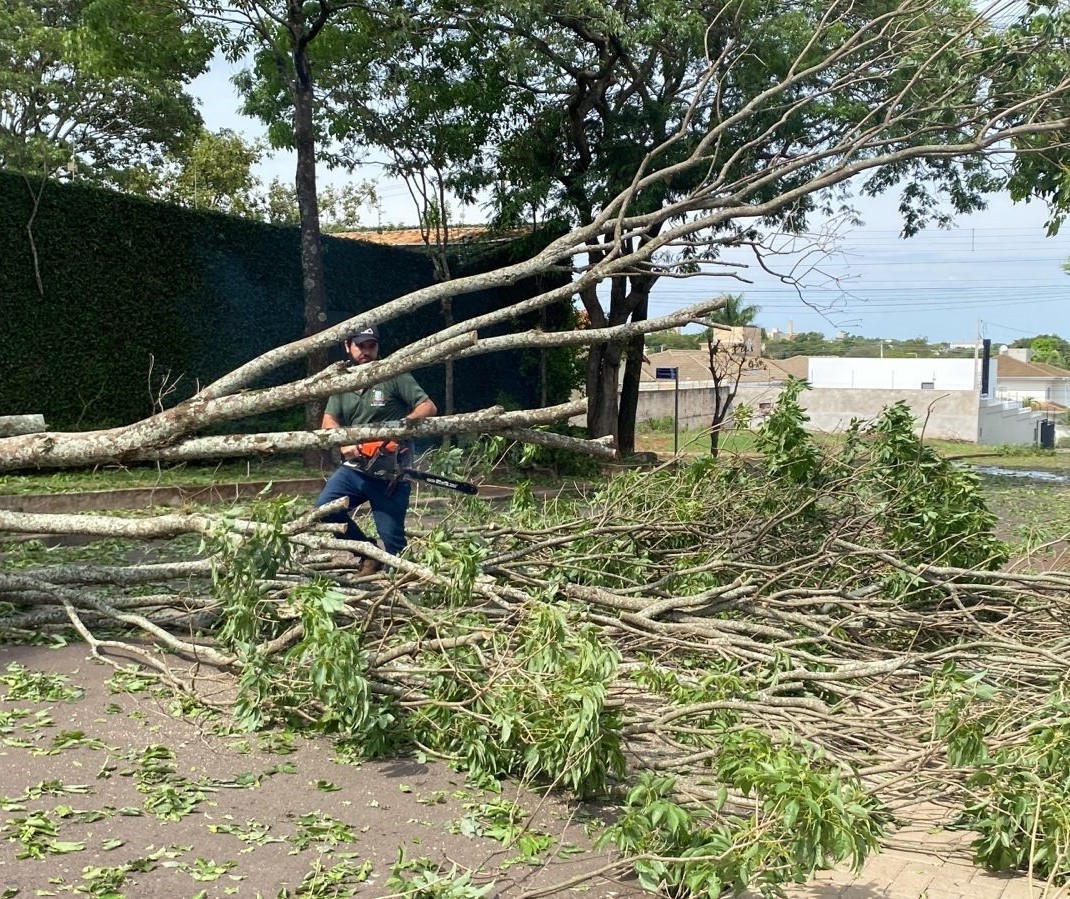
[370,387,386,407]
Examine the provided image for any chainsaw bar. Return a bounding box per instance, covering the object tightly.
[401,468,479,495]
[343,459,478,495]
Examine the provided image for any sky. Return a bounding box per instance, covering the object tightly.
[191,56,1070,348]
[660,197,1070,346]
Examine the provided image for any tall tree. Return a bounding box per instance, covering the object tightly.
[1011,334,1070,368]
[311,16,516,426]
[186,0,394,454]
[479,1,714,453]
[0,0,213,181]
[258,179,378,229]
[706,295,759,328]
[362,0,1070,454]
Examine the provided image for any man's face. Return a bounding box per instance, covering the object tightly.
[347,339,379,365]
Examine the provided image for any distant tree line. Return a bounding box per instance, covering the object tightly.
[647,327,1070,364]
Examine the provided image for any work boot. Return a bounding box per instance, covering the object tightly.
[359,557,382,576]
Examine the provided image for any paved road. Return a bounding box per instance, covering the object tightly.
[770,806,1068,899]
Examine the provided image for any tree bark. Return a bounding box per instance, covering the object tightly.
[0,414,46,437]
[585,341,623,442]
[618,290,649,456]
[441,296,455,448]
[578,272,615,441]
[292,24,330,471]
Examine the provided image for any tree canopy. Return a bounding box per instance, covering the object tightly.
[123,127,265,216]
[5,0,1070,463]
[0,0,213,182]
[705,295,760,328]
[295,0,1070,448]
[1010,334,1070,368]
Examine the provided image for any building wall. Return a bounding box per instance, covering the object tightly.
[632,357,1050,446]
[977,401,1044,446]
[636,382,723,428]
[808,357,992,392]
[636,381,785,428]
[635,383,981,441]
[801,388,981,440]
[997,379,1070,406]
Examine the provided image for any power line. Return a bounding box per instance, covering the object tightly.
[982,320,1062,338]
[652,285,1069,300]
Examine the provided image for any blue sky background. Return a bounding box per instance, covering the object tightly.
[192,57,1070,346]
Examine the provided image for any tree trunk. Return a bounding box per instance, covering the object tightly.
[578,276,614,441]
[585,341,622,442]
[441,296,455,449]
[292,40,330,470]
[539,307,548,408]
[711,382,730,457]
[710,418,721,456]
[580,235,660,452]
[618,291,649,456]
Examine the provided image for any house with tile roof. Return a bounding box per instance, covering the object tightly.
[993,351,1070,410]
[638,350,802,432]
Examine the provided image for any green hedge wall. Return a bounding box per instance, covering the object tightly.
[0,172,575,431]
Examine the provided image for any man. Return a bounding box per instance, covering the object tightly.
[315,325,437,574]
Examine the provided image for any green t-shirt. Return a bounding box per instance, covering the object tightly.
[325,372,431,426]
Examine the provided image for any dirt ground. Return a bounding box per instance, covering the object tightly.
[4,464,1068,898]
[0,641,647,899]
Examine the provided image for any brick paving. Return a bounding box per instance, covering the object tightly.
[771,806,1069,899]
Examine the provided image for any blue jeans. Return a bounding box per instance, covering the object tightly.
[314,465,412,557]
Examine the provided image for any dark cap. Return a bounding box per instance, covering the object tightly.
[347,325,379,344]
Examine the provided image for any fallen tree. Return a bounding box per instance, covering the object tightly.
[4,0,1070,891]
[4,389,1070,894]
[4,0,1070,470]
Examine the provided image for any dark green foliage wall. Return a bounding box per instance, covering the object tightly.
[0,172,575,430]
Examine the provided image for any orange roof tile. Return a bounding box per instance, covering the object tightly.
[763,356,809,380]
[641,349,711,382]
[996,356,1070,379]
[641,350,802,383]
[330,226,512,247]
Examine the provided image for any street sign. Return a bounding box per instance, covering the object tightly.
[653,366,681,453]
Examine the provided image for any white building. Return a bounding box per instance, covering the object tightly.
[638,352,1055,446]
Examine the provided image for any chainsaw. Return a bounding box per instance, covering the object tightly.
[343,440,479,495]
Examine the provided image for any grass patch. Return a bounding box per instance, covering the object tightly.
[0,458,316,496]
[634,424,758,456]
[931,441,1069,468]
